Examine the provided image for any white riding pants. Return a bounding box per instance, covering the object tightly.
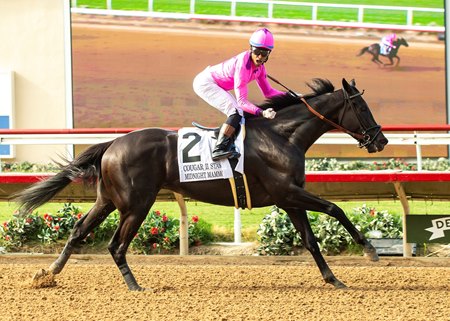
[193,67,243,117]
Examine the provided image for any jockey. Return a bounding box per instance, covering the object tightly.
[380,33,397,54]
[193,28,284,161]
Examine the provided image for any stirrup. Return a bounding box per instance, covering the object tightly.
[212,150,234,161]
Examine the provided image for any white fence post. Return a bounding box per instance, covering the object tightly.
[234,208,242,244]
[190,0,196,14]
[407,9,413,26]
[231,0,236,17]
[357,6,364,23]
[268,2,273,19]
[312,4,318,21]
[148,0,153,12]
[414,131,423,171]
[107,0,112,10]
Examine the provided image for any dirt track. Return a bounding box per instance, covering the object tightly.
[0,254,449,321]
[71,16,446,158]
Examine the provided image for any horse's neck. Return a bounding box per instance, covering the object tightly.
[272,91,342,151]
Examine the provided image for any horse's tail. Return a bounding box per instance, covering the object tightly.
[12,140,114,215]
[357,47,369,56]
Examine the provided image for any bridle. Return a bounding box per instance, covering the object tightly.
[267,75,382,148]
[300,90,381,148]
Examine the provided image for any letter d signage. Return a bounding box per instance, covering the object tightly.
[406,215,450,243]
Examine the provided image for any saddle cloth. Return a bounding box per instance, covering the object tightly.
[380,44,391,55]
[177,127,244,183]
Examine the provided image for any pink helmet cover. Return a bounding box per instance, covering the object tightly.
[249,28,274,50]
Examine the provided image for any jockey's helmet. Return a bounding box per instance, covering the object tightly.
[249,28,274,50]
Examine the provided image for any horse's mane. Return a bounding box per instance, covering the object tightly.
[256,78,335,113]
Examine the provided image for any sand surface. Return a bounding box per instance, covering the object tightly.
[0,254,448,321]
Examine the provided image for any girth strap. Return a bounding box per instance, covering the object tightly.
[228,159,252,210]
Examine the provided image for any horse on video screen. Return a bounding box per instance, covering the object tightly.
[357,37,409,67]
[14,78,388,291]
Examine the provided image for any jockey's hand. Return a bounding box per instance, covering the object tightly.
[262,108,276,119]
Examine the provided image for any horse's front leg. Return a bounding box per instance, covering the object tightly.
[284,208,347,289]
[281,189,379,262]
[325,203,379,261]
[384,56,394,66]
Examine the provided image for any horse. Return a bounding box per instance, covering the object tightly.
[13,78,388,291]
[357,37,409,67]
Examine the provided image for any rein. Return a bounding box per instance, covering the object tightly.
[268,74,380,148]
[299,97,364,141]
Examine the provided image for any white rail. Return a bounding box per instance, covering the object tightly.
[70,1,445,33]
[2,132,450,171]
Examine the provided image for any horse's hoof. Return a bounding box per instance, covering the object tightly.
[327,278,348,289]
[30,269,57,288]
[364,248,380,262]
[334,281,348,290]
[129,286,155,292]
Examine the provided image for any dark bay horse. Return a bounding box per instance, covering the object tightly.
[357,37,409,66]
[14,78,388,291]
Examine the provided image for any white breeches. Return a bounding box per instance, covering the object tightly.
[193,67,243,117]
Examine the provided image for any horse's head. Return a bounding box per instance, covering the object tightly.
[340,78,388,153]
[395,38,409,47]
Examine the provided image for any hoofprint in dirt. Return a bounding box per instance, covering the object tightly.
[0,255,449,321]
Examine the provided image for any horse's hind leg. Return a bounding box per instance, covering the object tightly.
[285,208,347,289]
[108,194,157,291]
[48,197,116,275]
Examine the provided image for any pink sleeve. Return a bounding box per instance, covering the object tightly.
[256,67,284,97]
[233,57,263,115]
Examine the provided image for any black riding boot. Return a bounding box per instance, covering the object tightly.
[212,113,241,161]
[212,124,240,161]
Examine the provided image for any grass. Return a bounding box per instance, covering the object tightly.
[2,200,448,241]
[73,0,444,26]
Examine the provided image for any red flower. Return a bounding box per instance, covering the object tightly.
[2,222,8,228]
[369,209,376,216]
[5,235,10,241]
[44,214,53,221]
[54,225,60,231]
[26,218,33,224]
[152,243,158,249]
[77,213,83,219]
[150,227,159,235]
[164,237,170,243]
[155,211,161,217]
[162,215,168,222]
[192,215,199,223]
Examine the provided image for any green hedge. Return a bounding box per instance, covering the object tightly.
[257,205,402,255]
[0,204,213,254]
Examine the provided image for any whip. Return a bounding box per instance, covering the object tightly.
[267,74,300,97]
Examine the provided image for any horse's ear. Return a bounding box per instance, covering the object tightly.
[350,79,356,86]
[342,78,351,91]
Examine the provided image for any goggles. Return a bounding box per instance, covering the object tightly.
[251,47,271,57]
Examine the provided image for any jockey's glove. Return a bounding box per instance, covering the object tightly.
[262,108,276,119]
